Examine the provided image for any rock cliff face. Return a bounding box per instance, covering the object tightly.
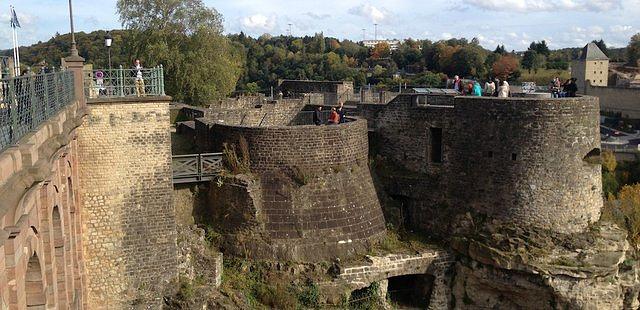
[450,220,639,309]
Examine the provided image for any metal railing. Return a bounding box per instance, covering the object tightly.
[0,71,75,152]
[172,153,223,184]
[83,65,165,99]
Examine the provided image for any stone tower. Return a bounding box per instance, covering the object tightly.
[572,42,609,92]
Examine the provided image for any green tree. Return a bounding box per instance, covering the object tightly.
[116,0,243,105]
[627,33,640,67]
[245,82,260,95]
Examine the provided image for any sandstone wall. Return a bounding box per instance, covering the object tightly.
[585,82,640,118]
[205,119,386,262]
[77,97,176,307]
[0,101,86,309]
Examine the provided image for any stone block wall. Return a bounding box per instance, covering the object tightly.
[585,82,640,118]
[449,96,602,233]
[77,97,176,307]
[204,119,386,262]
[362,94,602,234]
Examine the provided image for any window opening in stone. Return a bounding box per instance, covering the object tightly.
[430,128,443,163]
[25,254,46,309]
[487,151,493,158]
[387,274,435,308]
[511,153,517,161]
[583,148,601,165]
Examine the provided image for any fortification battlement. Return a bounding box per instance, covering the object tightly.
[366,94,602,234]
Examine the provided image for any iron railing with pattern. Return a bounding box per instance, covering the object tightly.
[172,153,224,184]
[83,65,165,99]
[0,71,75,153]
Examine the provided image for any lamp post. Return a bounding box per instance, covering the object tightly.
[105,32,112,69]
[68,0,78,56]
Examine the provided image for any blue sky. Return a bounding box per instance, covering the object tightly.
[1,0,639,51]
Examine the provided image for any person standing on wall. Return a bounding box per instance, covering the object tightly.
[563,78,578,97]
[134,59,146,97]
[452,75,462,92]
[313,106,323,126]
[497,80,509,98]
[472,80,483,96]
[484,78,496,96]
[328,107,340,125]
[337,102,346,123]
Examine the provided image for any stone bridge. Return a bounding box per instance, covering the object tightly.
[336,249,455,309]
[0,51,175,309]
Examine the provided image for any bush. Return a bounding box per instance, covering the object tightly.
[603,184,640,246]
[222,136,251,174]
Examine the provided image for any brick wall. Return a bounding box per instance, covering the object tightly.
[585,82,640,118]
[77,97,176,307]
[205,119,386,262]
[363,94,602,234]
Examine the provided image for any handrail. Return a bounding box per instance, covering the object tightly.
[172,152,223,184]
[83,65,165,99]
[0,71,75,152]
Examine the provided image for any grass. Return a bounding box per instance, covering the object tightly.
[519,68,571,86]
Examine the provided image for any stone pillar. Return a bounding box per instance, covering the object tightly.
[63,54,86,108]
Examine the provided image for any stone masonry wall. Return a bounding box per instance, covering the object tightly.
[362,94,602,234]
[205,119,386,262]
[77,97,176,307]
[449,97,602,233]
[585,82,640,118]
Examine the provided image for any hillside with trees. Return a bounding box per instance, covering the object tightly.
[3,27,633,105]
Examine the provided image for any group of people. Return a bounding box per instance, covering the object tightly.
[451,75,511,98]
[549,77,578,98]
[313,102,346,126]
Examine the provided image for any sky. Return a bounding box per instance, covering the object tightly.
[1,0,639,51]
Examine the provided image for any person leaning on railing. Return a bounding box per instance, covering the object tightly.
[134,59,146,97]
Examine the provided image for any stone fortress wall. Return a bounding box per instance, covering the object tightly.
[361,94,602,234]
[77,97,176,307]
[585,81,640,118]
[196,106,386,261]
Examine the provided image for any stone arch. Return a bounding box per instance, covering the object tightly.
[25,253,46,309]
[52,206,68,307]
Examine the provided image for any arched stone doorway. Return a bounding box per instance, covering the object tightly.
[25,253,46,309]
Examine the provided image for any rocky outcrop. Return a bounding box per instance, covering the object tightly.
[450,220,640,309]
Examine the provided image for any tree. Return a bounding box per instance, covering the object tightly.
[522,50,545,73]
[492,55,520,80]
[116,0,244,105]
[245,82,260,95]
[529,40,550,56]
[494,45,507,55]
[371,42,391,59]
[627,33,640,67]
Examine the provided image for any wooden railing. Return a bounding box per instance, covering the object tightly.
[172,153,223,184]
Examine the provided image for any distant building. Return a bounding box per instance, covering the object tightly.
[362,39,401,50]
[572,42,609,92]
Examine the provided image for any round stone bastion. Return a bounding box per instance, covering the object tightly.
[208,117,386,262]
[448,96,602,234]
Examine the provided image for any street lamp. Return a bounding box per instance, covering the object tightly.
[105,32,112,69]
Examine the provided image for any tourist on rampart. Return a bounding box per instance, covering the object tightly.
[472,81,483,96]
[313,106,323,126]
[337,102,346,123]
[484,79,496,96]
[492,78,500,96]
[550,77,562,98]
[452,75,462,92]
[497,80,509,98]
[328,107,340,125]
[563,78,578,97]
[466,81,474,95]
[134,59,146,97]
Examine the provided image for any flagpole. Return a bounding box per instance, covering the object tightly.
[10,6,17,76]
[14,27,20,75]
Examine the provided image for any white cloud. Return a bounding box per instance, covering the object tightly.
[441,32,453,39]
[348,3,391,23]
[610,25,633,33]
[464,0,623,12]
[240,14,277,32]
